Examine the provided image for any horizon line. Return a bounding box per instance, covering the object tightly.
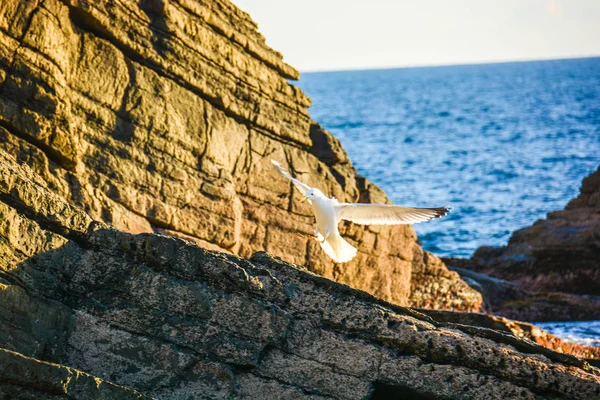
[298,54,600,75]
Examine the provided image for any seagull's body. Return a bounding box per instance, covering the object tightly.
[271,160,450,263]
[308,188,358,262]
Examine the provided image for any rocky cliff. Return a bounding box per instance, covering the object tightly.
[468,166,599,295]
[0,0,480,310]
[2,149,599,399]
[445,262,600,321]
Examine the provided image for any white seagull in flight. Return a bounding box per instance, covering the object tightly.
[272,160,450,263]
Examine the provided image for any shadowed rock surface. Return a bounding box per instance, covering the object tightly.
[2,140,600,399]
[0,348,152,399]
[0,0,480,310]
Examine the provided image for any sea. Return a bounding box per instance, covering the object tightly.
[297,57,600,345]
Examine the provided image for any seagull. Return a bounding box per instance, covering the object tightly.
[271,160,450,263]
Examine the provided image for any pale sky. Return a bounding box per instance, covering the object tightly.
[232,0,600,72]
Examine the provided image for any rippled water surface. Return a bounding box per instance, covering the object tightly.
[297,58,600,257]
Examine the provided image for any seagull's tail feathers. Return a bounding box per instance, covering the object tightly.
[320,233,357,263]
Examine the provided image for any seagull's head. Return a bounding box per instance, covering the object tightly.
[304,188,325,201]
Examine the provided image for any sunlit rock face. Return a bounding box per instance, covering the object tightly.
[1,150,598,399]
[0,0,481,309]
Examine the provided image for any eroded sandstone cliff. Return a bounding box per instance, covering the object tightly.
[1,149,599,399]
[0,0,480,309]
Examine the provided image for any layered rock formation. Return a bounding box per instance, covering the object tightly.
[468,166,600,295]
[2,150,599,399]
[3,0,599,397]
[443,166,600,321]
[0,0,480,309]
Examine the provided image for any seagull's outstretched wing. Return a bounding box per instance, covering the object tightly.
[336,203,450,225]
[271,160,312,196]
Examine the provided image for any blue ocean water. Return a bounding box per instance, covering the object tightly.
[298,57,600,258]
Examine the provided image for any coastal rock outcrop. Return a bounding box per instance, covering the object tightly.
[0,0,480,310]
[460,166,599,295]
[420,309,600,362]
[2,149,599,399]
[468,166,600,295]
[444,166,600,321]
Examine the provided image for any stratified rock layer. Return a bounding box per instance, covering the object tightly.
[469,166,600,295]
[0,0,481,309]
[1,145,600,399]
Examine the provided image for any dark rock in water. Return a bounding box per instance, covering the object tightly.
[468,166,600,296]
[2,139,600,400]
[0,0,480,311]
[444,261,600,322]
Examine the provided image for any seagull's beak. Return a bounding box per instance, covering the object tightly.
[300,196,307,203]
